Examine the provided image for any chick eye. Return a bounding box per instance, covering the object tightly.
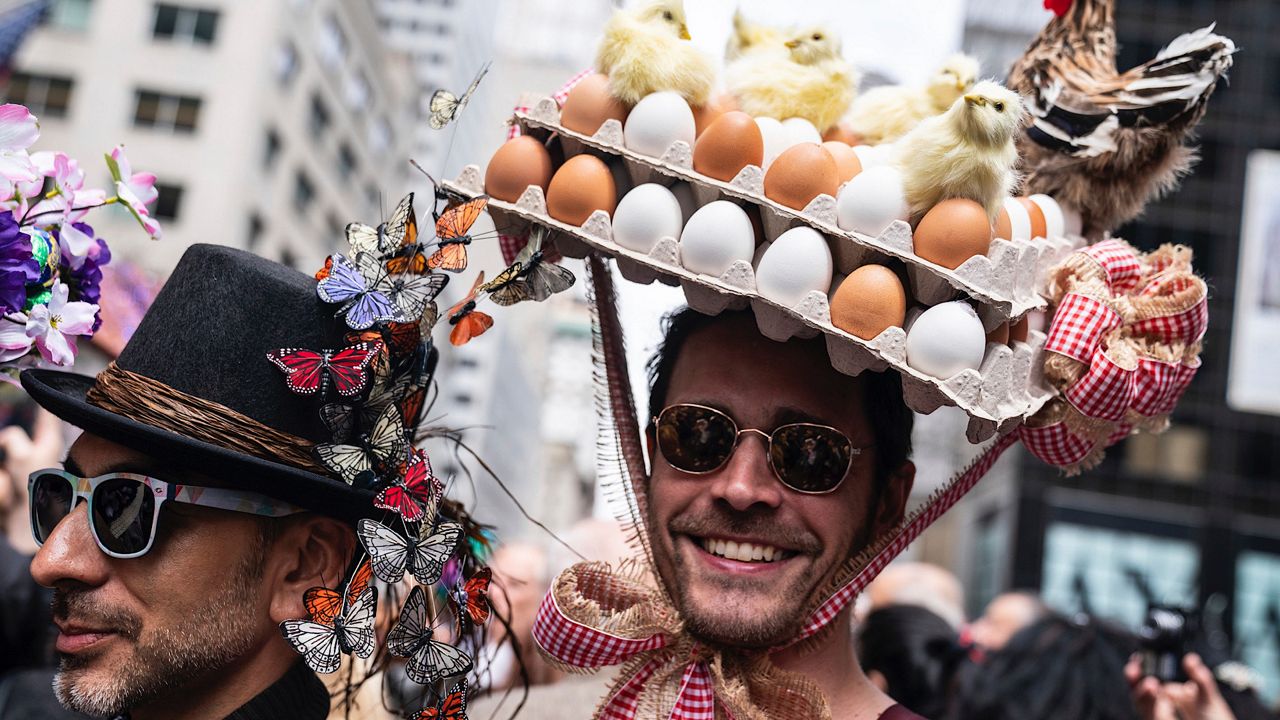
[993,101,1005,112]
[663,10,674,20]
[812,33,822,41]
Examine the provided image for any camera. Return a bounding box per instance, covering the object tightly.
[1138,605,1199,683]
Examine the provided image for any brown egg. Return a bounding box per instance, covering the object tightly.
[994,205,1014,240]
[822,141,862,183]
[986,321,1010,345]
[763,144,839,211]
[546,154,617,227]
[485,136,554,203]
[913,199,994,269]
[1009,315,1030,344]
[831,265,908,340]
[560,74,630,136]
[1017,196,1048,239]
[823,122,863,146]
[693,111,764,182]
[691,100,725,138]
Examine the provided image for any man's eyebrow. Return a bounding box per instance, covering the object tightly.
[60,455,172,479]
[771,406,829,426]
[61,454,85,476]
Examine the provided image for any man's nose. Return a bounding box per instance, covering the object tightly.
[707,433,784,511]
[30,501,111,590]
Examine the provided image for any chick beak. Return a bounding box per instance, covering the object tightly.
[785,39,801,50]
[964,94,987,107]
[955,79,969,91]
[679,23,691,40]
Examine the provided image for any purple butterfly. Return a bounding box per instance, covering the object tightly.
[317,253,406,330]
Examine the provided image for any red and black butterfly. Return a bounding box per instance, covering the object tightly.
[304,559,373,626]
[374,453,442,523]
[409,684,467,720]
[450,567,492,628]
[266,341,382,397]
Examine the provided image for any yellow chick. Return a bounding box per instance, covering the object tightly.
[724,25,858,132]
[847,54,981,145]
[724,8,785,61]
[595,0,716,107]
[893,80,1027,225]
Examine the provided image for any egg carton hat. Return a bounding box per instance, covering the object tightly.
[443,28,1221,719]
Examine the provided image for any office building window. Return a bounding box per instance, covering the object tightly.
[275,41,299,87]
[318,15,348,68]
[263,128,282,170]
[246,212,264,251]
[345,70,370,109]
[309,92,331,139]
[134,89,201,132]
[293,171,315,213]
[46,0,92,31]
[152,183,184,221]
[153,3,219,44]
[336,142,357,180]
[3,73,74,118]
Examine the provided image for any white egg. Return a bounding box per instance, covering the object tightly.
[1029,194,1065,239]
[755,227,833,309]
[624,91,696,158]
[905,301,987,379]
[611,184,684,254]
[782,117,822,147]
[852,143,895,169]
[837,166,909,236]
[679,201,755,277]
[1002,197,1032,240]
[755,117,788,169]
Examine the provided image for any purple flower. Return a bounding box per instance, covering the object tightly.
[0,212,37,314]
[59,222,110,331]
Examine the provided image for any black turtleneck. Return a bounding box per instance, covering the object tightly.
[110,660,330,720]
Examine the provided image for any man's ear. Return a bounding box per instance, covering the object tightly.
[871,461,915,538]
[265,515,358,624]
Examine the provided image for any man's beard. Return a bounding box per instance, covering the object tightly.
[52,536,269,717]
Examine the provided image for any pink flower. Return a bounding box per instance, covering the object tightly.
[0,104,39,186]
[114,181,163,240]
[25,282,97,367]
[0,313,34,363]
[108,145,158,206]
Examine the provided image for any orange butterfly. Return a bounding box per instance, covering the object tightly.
[409,685,467,720]
[385,247,429,275]
[446,273,493,347]
[428,197,488,273]
[450,566,492,627]
[303,559,373,626]
[315,256,334,282]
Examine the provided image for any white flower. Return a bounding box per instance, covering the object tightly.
[25,282,97,367]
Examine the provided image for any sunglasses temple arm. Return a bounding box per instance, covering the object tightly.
[170,485,306,518]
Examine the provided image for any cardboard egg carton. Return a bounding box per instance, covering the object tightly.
[445,166,1057,443]
[515,98,1081,322]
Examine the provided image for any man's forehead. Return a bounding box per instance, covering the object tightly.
[65,433,226,488]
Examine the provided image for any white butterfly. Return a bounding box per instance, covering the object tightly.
[429,62,490,130]
[314,404,408,484]
[357,519,461,585]
[280,585,377,674]
[387,585,473,685]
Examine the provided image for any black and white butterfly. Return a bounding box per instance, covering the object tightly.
[314,404,409,484]
[484,228,574,306]
[357,519,461,585]
[429,62,491,130]
[387,585,474,685]
[280,584,377,674]
[347,193,418,259]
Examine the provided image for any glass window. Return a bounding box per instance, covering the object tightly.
[1234,551,1280,706]
[275,41,299,87]
[133,89,201,132]
[293,171,315,213]
[46,0,93,31]
[309,92,331,139]
[318,15,348,68]
[152,183,184,221]
[152,3,219,44]
[336,142,357,180]
[263,128,282,170]
[2,73,75,118]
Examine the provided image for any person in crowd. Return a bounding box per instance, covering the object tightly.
[967,590,1049,652]
[857,604,967,718]
[864,561,967,630]
[948,612,1139,720]
[485,541,561,691]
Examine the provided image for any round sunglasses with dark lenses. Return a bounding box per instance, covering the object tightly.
[653,404,865,494]
[29,469,305,559]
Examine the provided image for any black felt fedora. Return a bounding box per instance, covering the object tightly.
[21,243,378,522]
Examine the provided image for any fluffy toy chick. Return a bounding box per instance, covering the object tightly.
[724,25,857,131]
[847,54,981,145]
[893,80,1026,225]
[595,0,716,106]
[725,8,785,61]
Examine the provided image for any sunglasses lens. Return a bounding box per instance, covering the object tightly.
[30,472,74,545]
[657,405,738,474]
[93,477,156,555]
[769,425,853,493]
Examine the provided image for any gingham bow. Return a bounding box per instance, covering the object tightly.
[1021,240,1207,472]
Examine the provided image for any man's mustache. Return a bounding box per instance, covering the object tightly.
[668,508,822,555]
[52,589,143,641]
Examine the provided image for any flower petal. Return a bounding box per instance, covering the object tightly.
[55,301,98,336]
[0,152,39,184]
[36,327,74,366]
[60,223,96,269]
[0,315,32,351]
[0,105,39,152]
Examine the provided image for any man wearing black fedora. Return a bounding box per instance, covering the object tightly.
[16,244,387,719]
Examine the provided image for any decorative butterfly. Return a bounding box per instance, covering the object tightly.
[358,518,461,585]
[409,684,468,720]
[378,271,449,323]
[484,229,575,306]
[314,404,409,484]
[266,342,382,397]
[316,253,407,330]
[304,559,372,626]
[447,273,494,347]
[429,62,490,130]
[347,193,418,259]
[373,454,442,523]
[280,580,377,674]
[387,586,474,685]
[449,567,492,628]
[427,197,489,273]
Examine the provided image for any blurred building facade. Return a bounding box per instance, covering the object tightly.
[959,0,1280,703]
[3,0,417,274]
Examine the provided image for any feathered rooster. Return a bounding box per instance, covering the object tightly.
[1006,0,1235,238]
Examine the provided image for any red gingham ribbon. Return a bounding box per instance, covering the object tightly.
[1081,239,1143,293]
[1044,293,1122,365]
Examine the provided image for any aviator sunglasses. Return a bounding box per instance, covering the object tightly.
[28,469,305,559]
[652,403,869,494]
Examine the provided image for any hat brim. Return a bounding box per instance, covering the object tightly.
[21,369,377,523]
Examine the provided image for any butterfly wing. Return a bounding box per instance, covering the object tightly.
[429,90,459,130]
[382,194,419,250]
[387,585,430,658]
[385,321,422,356]
[343,289,402,331]
[377,273,449,322]
[435,197,487,242]
[337,585,378,660]
[319,403,357,441]
[367,404,408,468]
[374,484,424,523]
[386,249,429,276]
[406,638,473,685]
[325,342,382,396]
[266,348,327,395]
[461,567,492,626]
[522,261,576,303]
[303,587,343,626]
[482,263,528,307]
[408,686,467,720]
[316,255,366,306]
[346,223,383,257]
[427,242,469,272]
[345,559,373,608]
[449,312,493,347]
[281,620,342,675]
[400,386,428,431]
[409,521,462,586]
[357,518,411,584]
[315,443,374,485]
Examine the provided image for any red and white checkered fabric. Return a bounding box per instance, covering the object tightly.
[1130,295,1208,346]
[1082,239,1143,293]
[532,590,668,669]
[1065,350,1134,422]
[670,662,716,720]
[1019,420,1096,467]
[1044,293,1121,364]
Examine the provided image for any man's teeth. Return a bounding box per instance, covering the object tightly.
[700,538,788,563]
